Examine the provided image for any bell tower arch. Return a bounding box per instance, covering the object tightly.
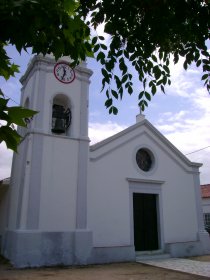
[51,94,71,135]
[3,55,93,267]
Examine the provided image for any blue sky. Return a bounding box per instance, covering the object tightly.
[0,45,209,184]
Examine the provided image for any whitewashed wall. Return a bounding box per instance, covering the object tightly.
[88,121,199,248]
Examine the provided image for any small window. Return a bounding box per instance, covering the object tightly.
[136,148,153,172]
[203,213,210,233]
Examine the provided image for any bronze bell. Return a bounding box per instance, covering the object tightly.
[52,104,71,134]
[52,118,65,134]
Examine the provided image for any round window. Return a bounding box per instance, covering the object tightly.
[136,148,153,172]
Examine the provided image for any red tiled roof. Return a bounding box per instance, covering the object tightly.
[201,184,210,198]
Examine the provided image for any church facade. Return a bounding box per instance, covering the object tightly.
[0,55,209,267]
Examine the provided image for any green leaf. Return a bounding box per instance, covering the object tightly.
[156,79,162,86]
[203,64,210,72]
[153,66,161,80]
[143,78,147,89]
[114,75,121,89]
[202,59,209,64]
[149,80,154,88]
[121,74,128,83]
[194,51,200,62]
[183,60,188,70]
[101,68,109,78]
[151,55,157,63]
[105,98,112,108]
[111,90,118,99]
[64,0,79,14]
[0,97,9,110]
[162,75,167,85]
[100,44,107,50]
[128,86,133,95]
[196,60,202,67]
[145,92,151,101]
[97,52,105,62]
[138,100,145,111]
[124,50,129,59]
[112,106,118,115]
[0,126,21,152]
[144,100,148,107]
[7,107,37,127]
[109,106,113,114]
[119,87,123,99]
[93,44,100,53]
[151,86,156,95]
[116,50,123,57]
[159,52,163,60]
[202,74,209,80]
[201,50,209,57]
[161,85,165,93]
[138,91,144,100]
[130,53,136,61]
[163,65,170,74]
[0,89,4,97]
[105,89,109,98]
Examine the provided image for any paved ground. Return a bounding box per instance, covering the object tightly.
[0,255,210,279]
[138,258,210,278]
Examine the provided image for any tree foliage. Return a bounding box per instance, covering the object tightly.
[0,0,209,151]
[79,0,209,113]
[0,0,92,151]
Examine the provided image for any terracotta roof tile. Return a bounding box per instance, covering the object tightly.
[201,184,210,198]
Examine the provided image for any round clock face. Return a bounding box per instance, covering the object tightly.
[54,62,75,84]
[136,148,152,172]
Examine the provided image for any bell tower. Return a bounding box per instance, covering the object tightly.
[3,55,93,267]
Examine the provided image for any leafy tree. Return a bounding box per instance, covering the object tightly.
[79,0,209,113]
[0,0,209,151]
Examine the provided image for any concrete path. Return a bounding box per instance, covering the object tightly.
[137,258,210,277]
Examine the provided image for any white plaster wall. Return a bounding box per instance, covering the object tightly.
[202,198,210,213]
[38,136,79,231]
[7,142,27,229]
[88,125,199,247]
[6,55,91,236]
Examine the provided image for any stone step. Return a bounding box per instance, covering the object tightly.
[136,251,171,261]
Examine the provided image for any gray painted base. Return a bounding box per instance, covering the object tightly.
[3,229,209,268]
[165,240,207,257]
[2,230,93,267]
[198,230,210,254]
[2,230,136,268]
[90,246,136,264]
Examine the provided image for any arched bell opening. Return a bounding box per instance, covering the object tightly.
[51,94,71,135]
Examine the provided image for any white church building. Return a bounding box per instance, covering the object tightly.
[0,55,210,267]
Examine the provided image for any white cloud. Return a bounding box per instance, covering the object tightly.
[154,73,210,184]
[89,121,126,144]
[0,143,13,180]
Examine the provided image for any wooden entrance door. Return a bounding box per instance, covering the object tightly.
[133,193,159,251]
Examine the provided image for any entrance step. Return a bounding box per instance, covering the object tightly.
[136,250,171,261]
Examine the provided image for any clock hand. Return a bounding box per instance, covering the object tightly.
[61,67,66,80]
